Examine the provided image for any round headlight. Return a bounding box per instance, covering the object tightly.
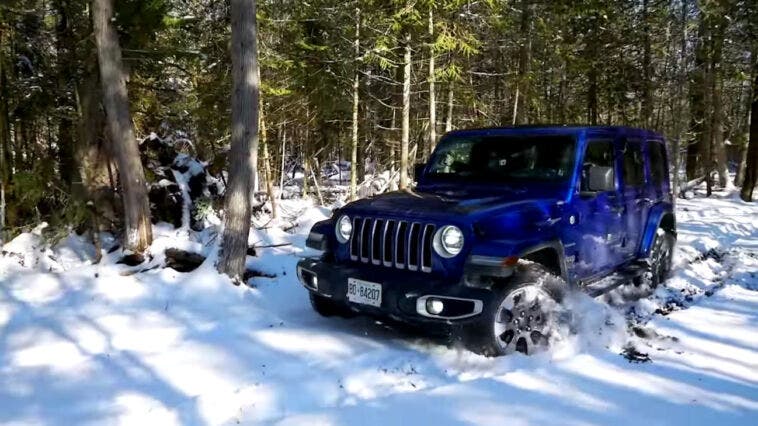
[434,225,464,258]
[336,215,352,243]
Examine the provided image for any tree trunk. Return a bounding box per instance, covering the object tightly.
[641,0,653,127]
[77,62,109,191]
[389,108,398,191]
[76,60,111,261]
[735,57,754,186]
[445,84,453,133]
[740,71,758,202]
[218,0,259,281]
[0,45,9,237]
[586,47,599,124]
[309,158,324,205]
[55,0,80,191]
[513,0,534,125]
[399,31,411,189]
[670,0,688,201]
[712,78,729,188]
[686,17,708,180]
[736,142,748,187]
[14,120,24,172]
[587,69,598,125]
[279,126,286,199]
[350,8,360,201]
[585,12,600,126]
[259,95,276,218]
[709,13,729,188]
[92,0,153,252]
[302,107,310,198]
[427,8,436,157]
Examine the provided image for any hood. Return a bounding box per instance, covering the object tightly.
[342,184,566,222]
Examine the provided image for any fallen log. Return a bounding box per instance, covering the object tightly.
[679,176,705,197]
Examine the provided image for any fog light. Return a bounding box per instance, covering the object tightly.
[426,299,444,315]
[300,269,318,290]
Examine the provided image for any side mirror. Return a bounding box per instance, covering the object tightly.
[587,165,615,192]
[413,163,426,180]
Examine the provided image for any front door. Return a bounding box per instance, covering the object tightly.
[570,139,625,280]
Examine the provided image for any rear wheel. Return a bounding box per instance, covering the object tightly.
[631,228,675,298]
[464,264,565,356]
[653,229,675,283]
[309,293,355,318]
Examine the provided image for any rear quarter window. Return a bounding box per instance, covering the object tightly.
[648,141,667,186]
[622,141,645,188]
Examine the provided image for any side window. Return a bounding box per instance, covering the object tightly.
[581,140,614,191]
[622,141,645,188]
[648,141,666,186]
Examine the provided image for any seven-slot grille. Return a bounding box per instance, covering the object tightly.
[349,217,435,272]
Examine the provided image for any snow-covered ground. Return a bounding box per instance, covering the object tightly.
[1,191,756,425]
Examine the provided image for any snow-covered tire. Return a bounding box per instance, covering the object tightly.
[653,229,675,284]
[629,228,675,299]
[463,263,566,357]
[309,293,355,318]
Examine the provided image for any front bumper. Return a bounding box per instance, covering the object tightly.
[297,257,498,327]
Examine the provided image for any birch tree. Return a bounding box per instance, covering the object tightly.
[400,31,411,189]
[350,7,361,200]
[427,7,437,156]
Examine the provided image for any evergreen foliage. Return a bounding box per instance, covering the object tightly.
[0,0,756,239]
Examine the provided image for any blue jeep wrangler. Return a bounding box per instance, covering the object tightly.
[297,126,676,356]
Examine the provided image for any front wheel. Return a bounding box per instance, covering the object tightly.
[464,264,565,356]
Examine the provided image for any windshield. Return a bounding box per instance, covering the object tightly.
[425,135,576,183]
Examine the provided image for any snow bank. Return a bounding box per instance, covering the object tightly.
[0,189,756,425]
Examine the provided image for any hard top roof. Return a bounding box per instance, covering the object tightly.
[444,125,664,140]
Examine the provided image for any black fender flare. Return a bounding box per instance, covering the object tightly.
[517,239,569,284]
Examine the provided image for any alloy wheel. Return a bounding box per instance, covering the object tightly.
[493,286,556,355]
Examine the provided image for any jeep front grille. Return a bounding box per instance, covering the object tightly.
[349,217,435,272]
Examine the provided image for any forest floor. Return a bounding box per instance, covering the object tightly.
[0,188,756,425]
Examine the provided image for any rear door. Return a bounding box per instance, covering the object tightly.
[620,139,648,259]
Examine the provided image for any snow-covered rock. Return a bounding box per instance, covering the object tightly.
[141,132,224,230]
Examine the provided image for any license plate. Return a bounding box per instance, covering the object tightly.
[347,278,382,307]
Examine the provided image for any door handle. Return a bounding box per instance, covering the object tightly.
[636,198,653,205]
[535,217,562,227]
